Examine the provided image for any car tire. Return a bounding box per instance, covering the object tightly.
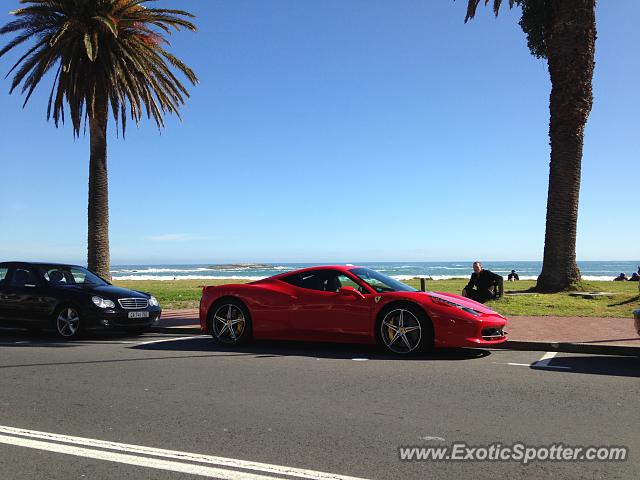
[54,305,83,340]
[208,299,252,346]
[376,303,433,355]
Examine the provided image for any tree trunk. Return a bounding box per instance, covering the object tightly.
[87,95,111,281]
[536,0,596,293]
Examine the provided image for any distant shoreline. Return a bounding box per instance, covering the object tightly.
[109,261,640,283]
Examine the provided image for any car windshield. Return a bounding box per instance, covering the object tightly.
[349,267,417,293]
[39,265,109,286]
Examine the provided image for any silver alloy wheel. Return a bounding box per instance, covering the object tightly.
[380,308,422,354]
[57,307,80,338]
[212,303,246,344]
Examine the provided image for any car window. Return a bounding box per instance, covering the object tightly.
[299,272,327,291]
[336,274,366,293]
[284,270,365,293]
[43,268,71,285]
[0,267,8,287]
[42,266,107,286]
[280,273,302,287]
[281,271,332,292]
[9,267,41,287]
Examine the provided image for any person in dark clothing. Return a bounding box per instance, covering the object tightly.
[507,269,520,281]
[462,262,504,303]
[629,272,640,282]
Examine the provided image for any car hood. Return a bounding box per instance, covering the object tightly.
[427,291,504,316]
[58,284,148,299]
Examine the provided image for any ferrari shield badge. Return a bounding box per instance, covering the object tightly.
[375,296,381,304]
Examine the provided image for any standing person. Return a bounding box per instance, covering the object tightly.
[462,262,504,303]
[508,269,520,281]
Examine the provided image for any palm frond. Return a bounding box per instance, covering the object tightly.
[0,0,198,137]
[465,0,519,22]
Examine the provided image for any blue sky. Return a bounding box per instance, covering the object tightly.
[0,0,638,265]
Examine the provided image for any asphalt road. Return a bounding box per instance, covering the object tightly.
[0,330,638,480]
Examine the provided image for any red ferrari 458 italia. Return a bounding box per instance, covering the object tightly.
[199,265,507,355]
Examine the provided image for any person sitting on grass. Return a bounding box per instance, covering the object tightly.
[508,269,520,281]
[613,272,628,281]
[628,272,639,282]
[462,262,504,304]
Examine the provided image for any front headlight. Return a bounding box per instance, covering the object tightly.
[431,295,481,316]
[149,295,159,307]
[92,296,115,309]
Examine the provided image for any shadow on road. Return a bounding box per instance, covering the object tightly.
[131,336,491,361]
[531,355,640,378]
[0,329,152,348]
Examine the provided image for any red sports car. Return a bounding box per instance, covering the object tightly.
[199,265,507,355]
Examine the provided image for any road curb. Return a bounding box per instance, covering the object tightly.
[494,340,640,357]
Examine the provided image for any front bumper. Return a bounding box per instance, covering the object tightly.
[434,314,508,348]
[84,306,162,330]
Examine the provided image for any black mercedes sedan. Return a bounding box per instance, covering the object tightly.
[0,262,161,339]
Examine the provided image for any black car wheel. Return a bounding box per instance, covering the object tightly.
[377,304,433,355]
[55,306,83,339]
[209,299,252,346]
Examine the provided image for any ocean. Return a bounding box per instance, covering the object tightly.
[111,261,640,282]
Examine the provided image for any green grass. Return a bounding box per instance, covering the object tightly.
[113,278,640,317]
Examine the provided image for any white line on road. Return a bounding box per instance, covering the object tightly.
[134,335,204,346]
[535,351,557,366]
[533,351,571,369]
[495,352,572,370]
[0,426,368,480]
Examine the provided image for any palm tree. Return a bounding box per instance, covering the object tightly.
[0,0,198,280]
[465,0,596,292]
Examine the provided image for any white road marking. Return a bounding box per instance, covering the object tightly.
[495,352,571,370]
[134,335,204,346]
[422,436,446,441]
[0,426,368,480]
[533,351,571,369]
[351,358,368,362]
[535,351,557,365]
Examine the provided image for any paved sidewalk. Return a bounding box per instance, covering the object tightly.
[152,308,640,356]
[502,315,640,356]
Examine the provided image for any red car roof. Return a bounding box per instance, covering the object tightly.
[266,265,361,281]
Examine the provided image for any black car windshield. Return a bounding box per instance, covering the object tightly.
[349,267,417,293]
[39,265,109,286]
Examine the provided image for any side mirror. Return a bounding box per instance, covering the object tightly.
[338,287,365,299]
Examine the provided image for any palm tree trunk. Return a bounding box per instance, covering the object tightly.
[87,95,111,281]
[536,0,596,293]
